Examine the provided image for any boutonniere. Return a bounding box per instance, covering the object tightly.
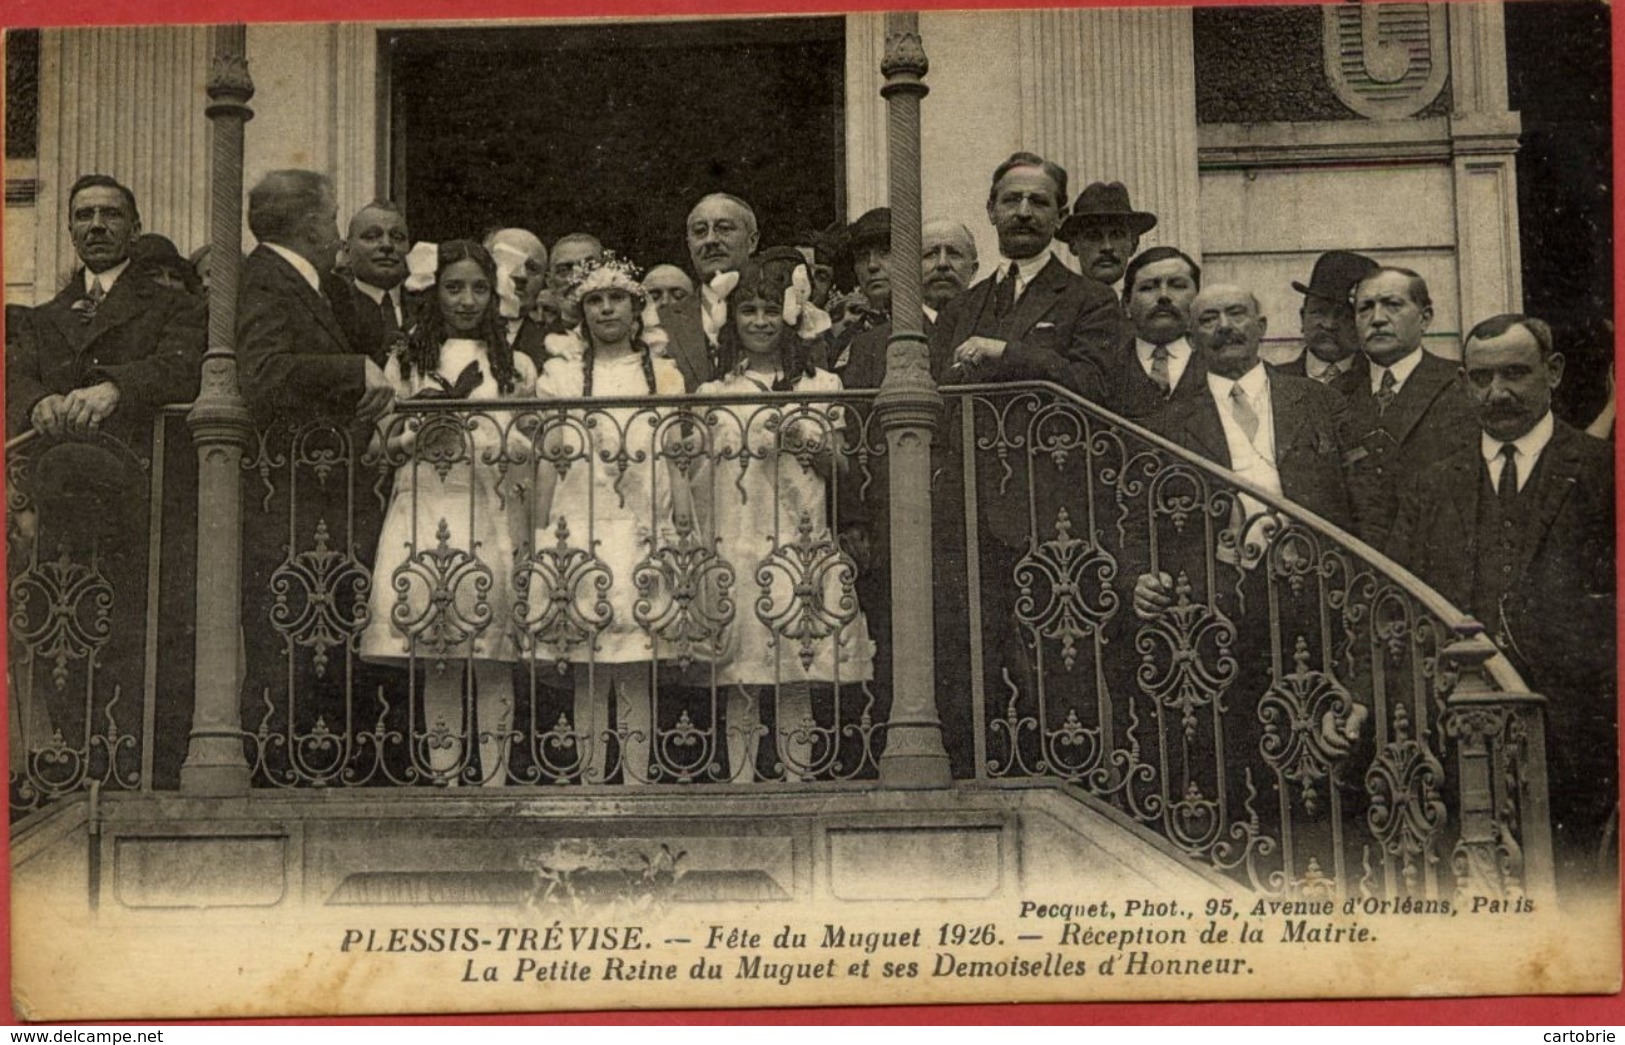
[70,297,99,322]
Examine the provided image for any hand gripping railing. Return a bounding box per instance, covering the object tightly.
[939,380,1558,905]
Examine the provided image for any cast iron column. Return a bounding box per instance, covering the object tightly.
[876,13,951,787]
[180,25,254,794]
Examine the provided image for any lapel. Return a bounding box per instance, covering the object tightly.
[40,279,92,354]
[265,248,350,351]
[1269,374,1312,453]
[1437,450,1482,568]
[1379,350,1452,446]
[1001,256,1066,341]
[1510,423,1584,580]
[1182,392,1232,468]
[79,272,154,347]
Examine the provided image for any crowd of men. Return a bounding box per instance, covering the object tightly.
[4,152,1615,889]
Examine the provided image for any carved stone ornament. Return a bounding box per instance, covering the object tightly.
[1322,3,1447,119]
[207,54,255,101]
[881,32,928,80]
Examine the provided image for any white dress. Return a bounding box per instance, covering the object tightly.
[531,351,691,664]
[695,368,875,686]
[359,339,537,665]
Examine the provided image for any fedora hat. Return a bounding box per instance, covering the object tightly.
[1292,250,1379,303]
[1056,182,1157,242]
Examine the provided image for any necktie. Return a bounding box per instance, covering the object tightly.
[1230,383,1260,445]
[1374,368,1398,415]
[992,261,1019,318]
[1497,443,1519,507]
[379,293,400,339]
[80,276,106,324]
[1149,343,1171,395]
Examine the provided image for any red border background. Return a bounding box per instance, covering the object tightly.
[0,0,1621,1026]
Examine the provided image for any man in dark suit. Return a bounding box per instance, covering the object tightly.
[1344,266,1477,548]
[330,200,412,367]
[8,174,204,445]
[1095,246,1205,431]
[931,152,1119,397]
[237,169,395,757]
[238,170,393,424]
[1272,250,1377,389]
[839,217,978,391]
[5,174,206,782]
[1132,284,1368,803]
[826,207,893,382]
[661,193,759,391]
[1387,314,1615,895]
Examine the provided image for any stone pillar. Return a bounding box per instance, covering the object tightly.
[1447,2,1523,323]
[1016,7,1202,257]
[875,13,950,788]
[33,26,213,303]
[180,25,255,796]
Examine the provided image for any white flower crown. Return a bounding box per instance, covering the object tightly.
[566,252,644,304]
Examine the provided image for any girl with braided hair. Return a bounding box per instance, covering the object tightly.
[361,239,535,787]
[697,248,875,783]
[531,254,690,785]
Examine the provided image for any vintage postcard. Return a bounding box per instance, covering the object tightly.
[3,0,1620,1021]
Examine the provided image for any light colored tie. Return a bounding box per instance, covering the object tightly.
[1230,383,1260,445]
[1149,343,1171,395]
[79,276,106,323]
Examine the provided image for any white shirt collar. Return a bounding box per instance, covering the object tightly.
[1369,346,1425,395]
[352,279,400,308]
[84,259,130,293]
[1135,336,1193,390]
[998,249,1053,293]
[265,242,322,294]
[923,304,938,326]
[1480,410,1555,492]
[1304,352,1355,383]
[1206,361,1270,402]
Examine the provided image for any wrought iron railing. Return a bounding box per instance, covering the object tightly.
[235,390,889,789]
[941,381,1556,903]
[6,380,1560,906]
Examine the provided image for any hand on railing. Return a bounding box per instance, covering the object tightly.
[1318,704,1370,758]
[31,382,121,437]
[1131,570,1174,621]
[357,358,396,428]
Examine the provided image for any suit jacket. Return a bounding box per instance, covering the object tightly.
[328,277,408,368]
[929,256,1117,398]
[1153,370,1355,531]
[510,316,550,373]
[1097,335,1209,433]
[6,270,205,442]
[836,314,938,391]
[658,293,714,393]
[1386,420,1615,821]
[1269,348,1367,396]
[237,244,367,422]
[1343,348,1478,549]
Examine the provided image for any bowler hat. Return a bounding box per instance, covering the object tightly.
[30,438,148,541]
[1056,182,1157,242]
[846,208,891,252]
[1292,250,1379,303]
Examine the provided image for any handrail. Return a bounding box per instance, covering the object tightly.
[945,378,1533,696]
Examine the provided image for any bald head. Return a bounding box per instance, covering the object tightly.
[1189,283,1268,379]
[921,219,979,311]
[644,264,696,309]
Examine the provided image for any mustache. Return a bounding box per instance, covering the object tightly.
[1208,330,1248,348]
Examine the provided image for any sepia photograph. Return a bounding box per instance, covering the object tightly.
[1,0,1620,1022]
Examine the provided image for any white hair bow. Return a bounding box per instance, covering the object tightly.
[404,241,438,292]
[781,264,832,339]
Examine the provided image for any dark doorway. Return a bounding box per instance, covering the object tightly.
[385,18,846,273]
[1505,0,1613,426]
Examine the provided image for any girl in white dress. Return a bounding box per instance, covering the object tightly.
[531,254,692,784]
[360,240,536,786]
[696,250,875,782]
